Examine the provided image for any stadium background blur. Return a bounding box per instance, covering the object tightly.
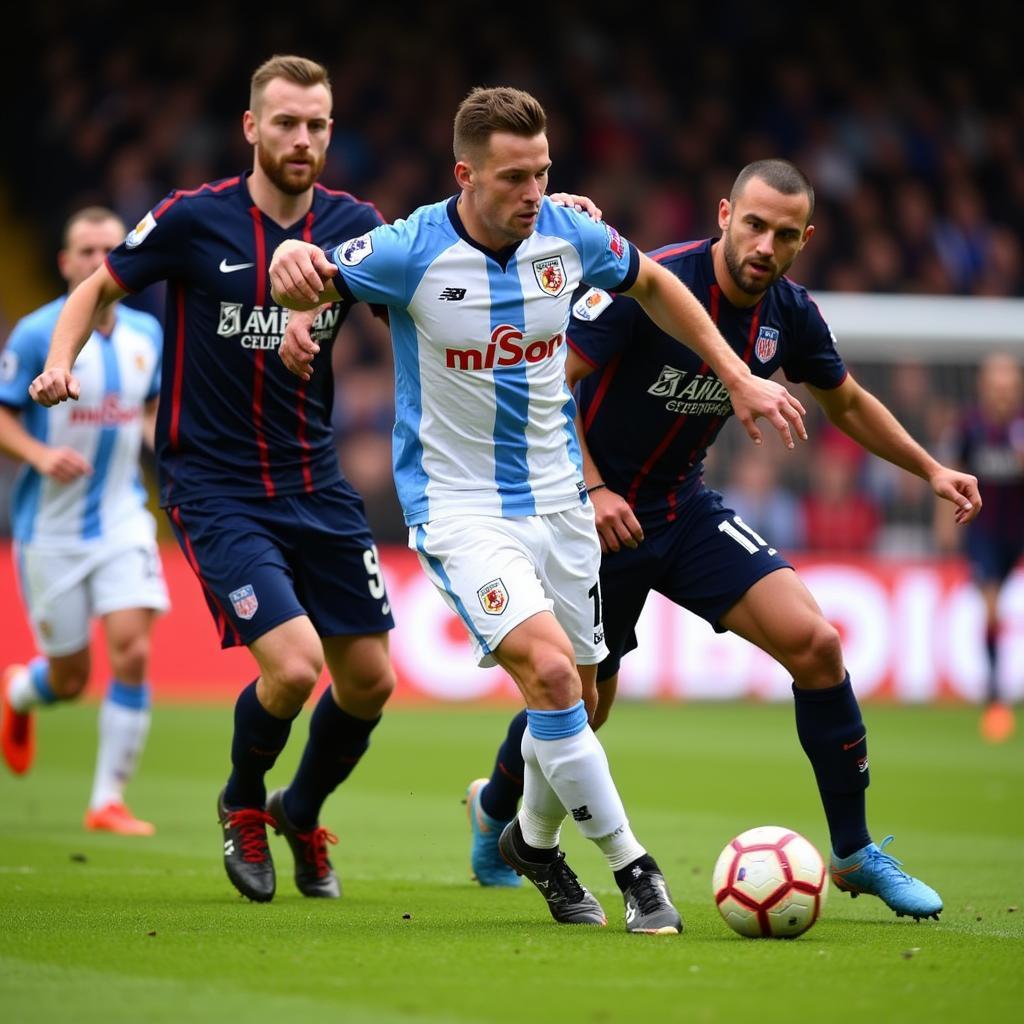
[0,0,1021,702]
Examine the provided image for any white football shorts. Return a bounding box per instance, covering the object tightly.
[411,503,607,668]
[14,536,170,657]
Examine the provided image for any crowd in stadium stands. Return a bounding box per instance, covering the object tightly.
[1,2,1020,547]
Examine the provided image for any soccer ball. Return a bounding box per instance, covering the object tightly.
[712,825,828,938]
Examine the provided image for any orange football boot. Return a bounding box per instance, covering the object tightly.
[84,802,156,836]
[1,664,34,775]
[980,703,1016,744]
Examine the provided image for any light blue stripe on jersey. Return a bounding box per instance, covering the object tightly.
[561,386,584,483]
[81,337,121,539]
[391,307,430,513]
[414,525,491,656]
[486,252,533,516]
[11,403,48,542]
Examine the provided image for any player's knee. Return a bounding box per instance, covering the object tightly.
[530,650,579,707]
[109,635,151,684]
[788,618,843,685]
[266,655,322,707]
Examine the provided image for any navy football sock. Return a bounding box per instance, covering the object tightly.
[224,680,295,809]
[792,673,872,859]
[985,625,1000,704]
[479,709,528,821]
[284,687,381,830]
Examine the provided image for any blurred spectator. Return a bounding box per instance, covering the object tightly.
[800,428,881,554]
[719,448,804,552]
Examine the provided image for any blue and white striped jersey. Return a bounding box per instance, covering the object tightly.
[0,297,162,546]
[329,195,639,525]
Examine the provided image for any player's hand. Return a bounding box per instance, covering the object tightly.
[31,445,92,483]
[728,374,807,449]
[279,307,322,381]
[550,192,603,222]
[29,368,80,407]
[269,240,337,309]
[930,467,982,525]
[590,486,644,553]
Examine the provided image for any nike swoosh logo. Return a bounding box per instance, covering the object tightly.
[842,735,867,751]
[219,259,255,273]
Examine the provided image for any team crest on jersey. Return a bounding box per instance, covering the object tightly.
[532,256,567,297]
[477,578,509,616]
[572,288,612,322]
[229,585,259,620]
[337,233,373,267]
[125,211,157,248]
[754,326,780,363]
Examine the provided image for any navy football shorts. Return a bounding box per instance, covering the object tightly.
[965,528,1024,586]
[597,486,791,681]
[167,481,395,648]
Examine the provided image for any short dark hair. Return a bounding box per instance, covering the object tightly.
[250,55,331,113]
[453,86,547,161]
[731,159,815,221]
[62,206,123,249]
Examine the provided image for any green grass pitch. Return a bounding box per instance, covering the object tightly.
[1,700,1021,1023]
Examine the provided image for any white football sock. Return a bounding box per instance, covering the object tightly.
[518,728,566,850]
[89,682,151,810]
[7,658,55,712]
[527,704,646,870]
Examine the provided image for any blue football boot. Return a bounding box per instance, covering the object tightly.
[466,778,521,887]
[831,835,942,920]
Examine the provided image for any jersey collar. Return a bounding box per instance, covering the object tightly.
[446,196,522,270]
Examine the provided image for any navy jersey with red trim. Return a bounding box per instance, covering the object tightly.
[106,174,383,506]
[954,408,1024,544]
[571,238,846,523]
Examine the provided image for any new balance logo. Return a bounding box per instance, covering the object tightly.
[571,805,593,823]
[438,287,466,301]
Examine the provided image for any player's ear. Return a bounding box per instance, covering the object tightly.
[800,224,815,249]
[454,160,474,192]
[242,110,258,146]
[718,198,731,231]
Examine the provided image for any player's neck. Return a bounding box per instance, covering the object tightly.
[710,239,763,309]
[456,194,519,254]
[248,168,314,229]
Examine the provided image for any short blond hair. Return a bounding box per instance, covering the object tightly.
[249,55,331,113]
[453,86,547,161]
[62,206,123,249]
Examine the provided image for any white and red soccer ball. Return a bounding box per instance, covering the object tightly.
[712,825,829,938]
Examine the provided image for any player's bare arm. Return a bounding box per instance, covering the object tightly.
[30,264,126,407]
[566,349,643,553]
[623,253,807,449]
[0,404,92,482]
[269,239,340,310]
[278,307,324,381]
[808,374,981,525]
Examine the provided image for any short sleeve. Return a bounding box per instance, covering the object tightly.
[781,298,847,389]
[570,211,640,293]
[329,223,411,307]
[0,316,49,410]
[106,193,194,293]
